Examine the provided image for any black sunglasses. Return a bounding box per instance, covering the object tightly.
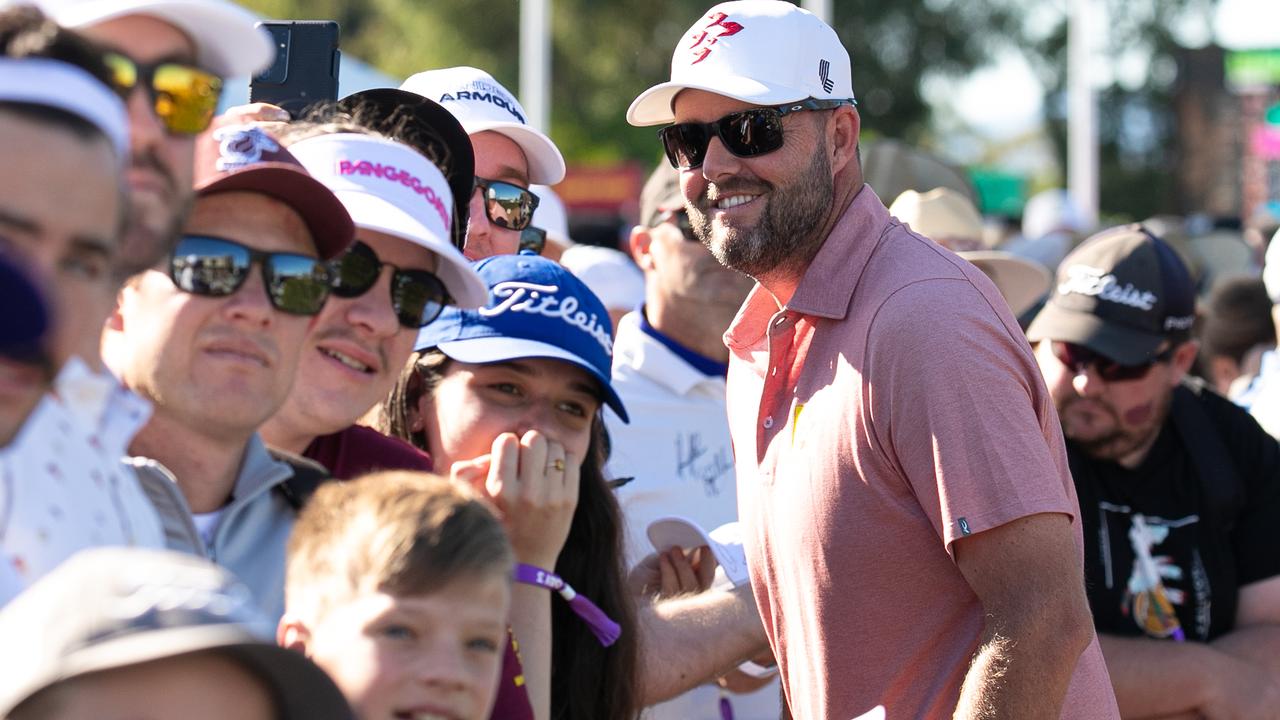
[169,235,331,315]
[473,177,540,231]
[655,208,699,243]
[519,226,548,255]
[1052,341,1176,383]
[327,241,452,328]
[103,52,223,135]
[658,98,854,170]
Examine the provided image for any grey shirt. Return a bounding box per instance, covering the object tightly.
[131,434,297,621]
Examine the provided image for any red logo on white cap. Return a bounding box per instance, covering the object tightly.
[688,12,744,65]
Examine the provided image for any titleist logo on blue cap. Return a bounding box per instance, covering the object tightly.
[481,280,613,356]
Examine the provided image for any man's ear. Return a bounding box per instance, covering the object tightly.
[104,280,137,332]
[1169,339,1200,386]
[277,614,312,655]
[629,225,656,271]
[827,106,861,176]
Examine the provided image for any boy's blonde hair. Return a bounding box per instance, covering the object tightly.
[285,471,513,622]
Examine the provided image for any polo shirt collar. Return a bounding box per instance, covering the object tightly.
[725,184,890,350]
[616,312,722,397]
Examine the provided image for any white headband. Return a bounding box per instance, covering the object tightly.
[0,57,129,160]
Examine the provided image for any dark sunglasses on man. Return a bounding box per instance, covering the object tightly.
[103,52,223,135]
[327,240,452,328]
[1051,341,1177,383]
[658,98,854,170]
[473,177,540,231]
[169,235,331,315]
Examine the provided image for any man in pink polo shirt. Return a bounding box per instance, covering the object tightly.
[627,2,1119,718]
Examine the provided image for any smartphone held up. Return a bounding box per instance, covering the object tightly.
[249,20,341,117]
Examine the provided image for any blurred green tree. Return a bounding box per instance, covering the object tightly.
[239,0,1022,166]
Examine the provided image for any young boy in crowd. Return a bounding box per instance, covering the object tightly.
[277,471,515,720]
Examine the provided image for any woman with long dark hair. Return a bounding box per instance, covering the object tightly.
[382,252,639,720]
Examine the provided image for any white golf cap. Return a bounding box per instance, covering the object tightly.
[288,133,487,309]
[559,245,645,313]
[400,66,566,185]
[627,0,855,127]
[33,0,274,78]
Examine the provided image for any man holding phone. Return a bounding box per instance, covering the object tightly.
[37,0,274,277]
[400,66,565,260]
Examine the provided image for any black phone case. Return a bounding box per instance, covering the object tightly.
[249,20,341,117]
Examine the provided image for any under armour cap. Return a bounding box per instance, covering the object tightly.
[1027,225,1196,365]
[416,252,628,421]
[627,0,855,127]
[35,0,274,78]
[288,133,487,308]
[193,123,353,260]
[0,547,353,720]
[400,66,566,185]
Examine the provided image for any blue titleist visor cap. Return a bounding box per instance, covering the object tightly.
[416,252,629,422]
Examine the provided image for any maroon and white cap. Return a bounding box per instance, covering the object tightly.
[627,0,855,127]
[193,123,353,260]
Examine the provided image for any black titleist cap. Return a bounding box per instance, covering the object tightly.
[1026,224,1196,365]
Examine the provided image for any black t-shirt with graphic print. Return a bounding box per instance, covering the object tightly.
[1068,385,1280,642]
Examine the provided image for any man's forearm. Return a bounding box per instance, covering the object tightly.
[954,614,1093,719]
[636,584,770,705]
[1212,623,1280,674]
[1097,633,1222,718]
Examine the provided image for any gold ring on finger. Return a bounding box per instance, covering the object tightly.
[549,458,565,472]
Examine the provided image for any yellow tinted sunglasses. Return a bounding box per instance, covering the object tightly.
[104,52,223,135]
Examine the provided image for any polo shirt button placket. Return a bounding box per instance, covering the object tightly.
[763,416,774,429]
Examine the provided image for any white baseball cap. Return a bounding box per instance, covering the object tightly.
[400,66,566,185]
[559,245,645,313]
[33,0,274,78]
[288,133,487,309]
[627,0,855,127]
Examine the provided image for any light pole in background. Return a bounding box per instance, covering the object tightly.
[1068,0,1099,227]
[520,0,552,133]
[801,0,831,25]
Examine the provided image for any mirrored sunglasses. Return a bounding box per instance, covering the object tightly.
[169,235,331,315]
[104,52,223,135]
[473,177,540,231]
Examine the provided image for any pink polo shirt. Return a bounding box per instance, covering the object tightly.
[725,186,1117,719]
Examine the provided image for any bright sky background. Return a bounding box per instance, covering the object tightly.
[946,0,1280,141]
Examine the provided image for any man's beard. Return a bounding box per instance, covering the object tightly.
[117,149,191,280]
[1059,390,1171,463]
[687,150,833,279]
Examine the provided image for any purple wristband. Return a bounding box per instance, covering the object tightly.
[514,563,621,646]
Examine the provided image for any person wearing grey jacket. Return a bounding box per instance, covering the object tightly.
[102,122,354,620]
